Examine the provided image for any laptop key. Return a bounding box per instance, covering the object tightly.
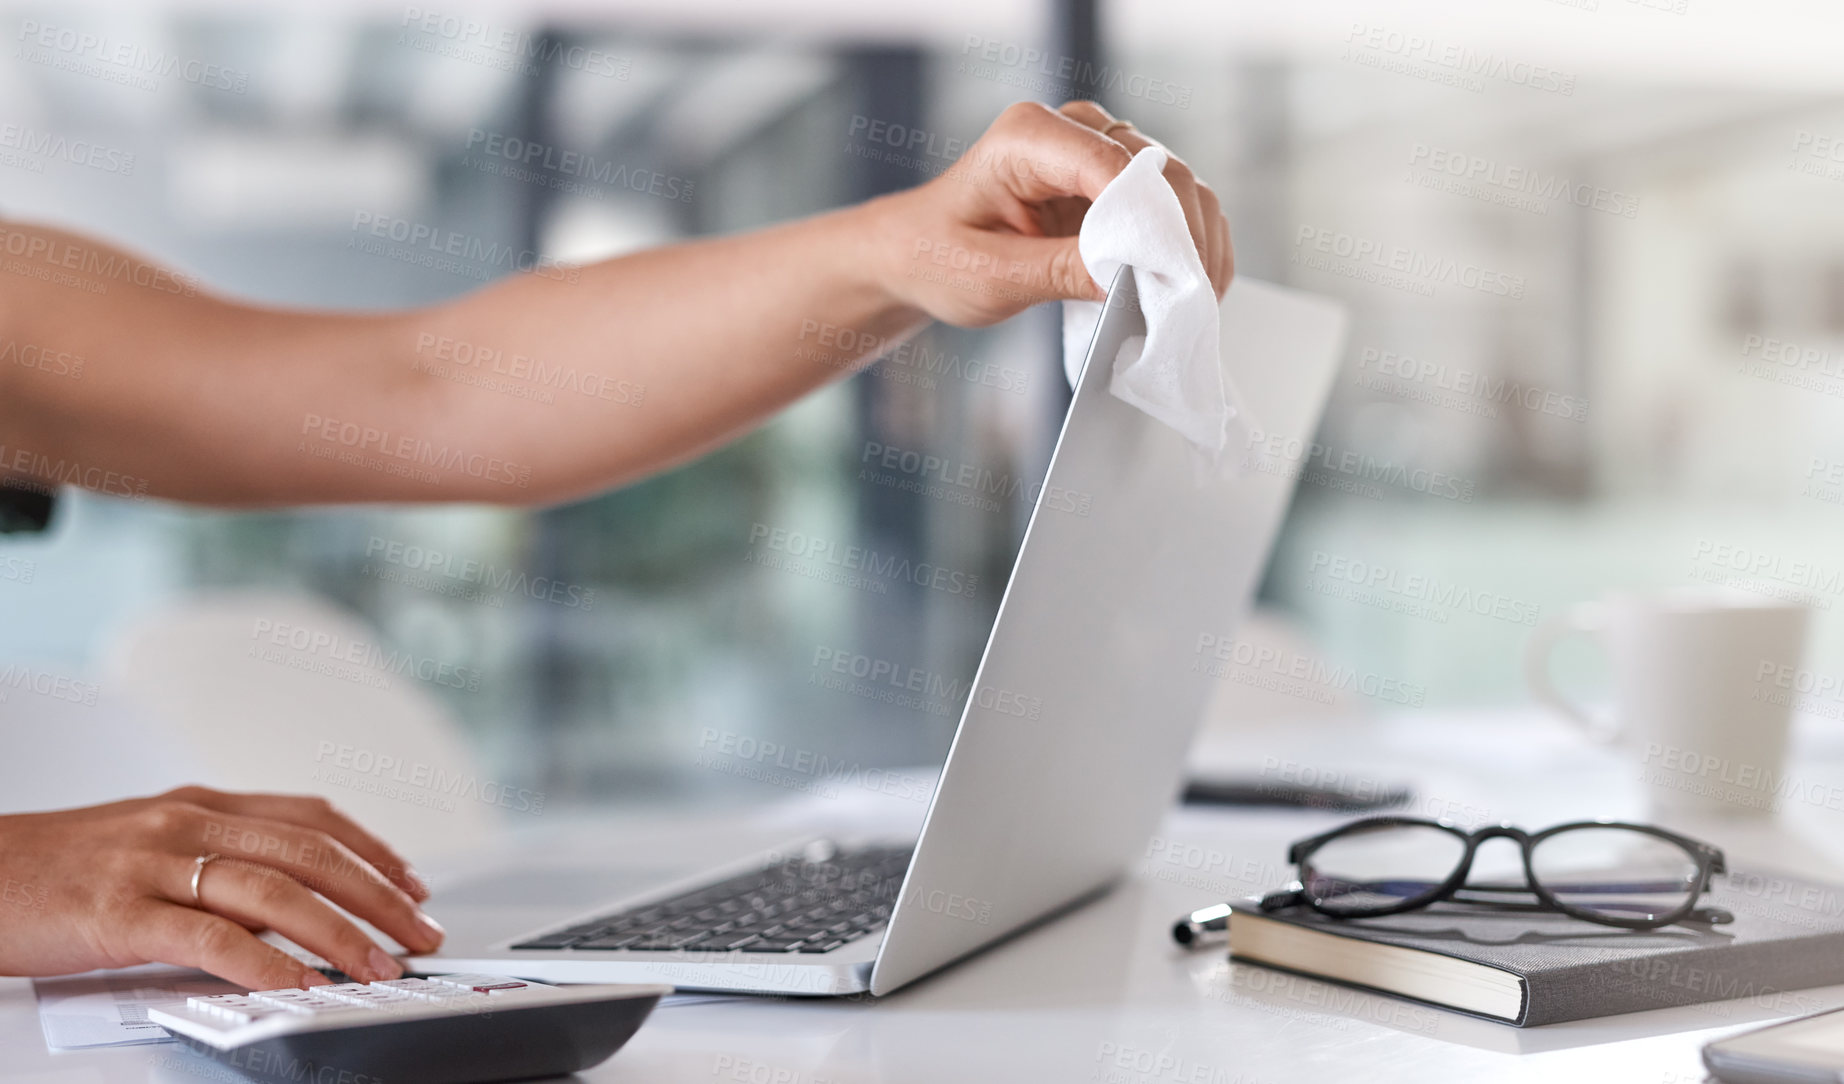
[797,940,847,954]
[574,934,646,950]
[510,935,584,950]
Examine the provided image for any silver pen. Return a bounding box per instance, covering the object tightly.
[1170,902,1233,949]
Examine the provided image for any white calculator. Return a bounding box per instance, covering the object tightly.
[148,973,669,1083]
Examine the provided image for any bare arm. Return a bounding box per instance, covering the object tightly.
[0,102,1229,507]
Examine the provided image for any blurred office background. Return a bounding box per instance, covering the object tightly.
[3,0,1842,819]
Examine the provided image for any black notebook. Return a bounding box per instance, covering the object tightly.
[1228,871,1844,1026]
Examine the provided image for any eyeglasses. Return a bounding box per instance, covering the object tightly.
[1258,816,1734,930]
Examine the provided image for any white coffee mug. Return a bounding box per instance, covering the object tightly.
[1523,587,1810,817]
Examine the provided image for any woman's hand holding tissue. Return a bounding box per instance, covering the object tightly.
[0,100,1232,508]
[866,100,1232,327]
[1057,100,1234,300]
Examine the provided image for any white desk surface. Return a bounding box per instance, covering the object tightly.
[7,706,1844,1083]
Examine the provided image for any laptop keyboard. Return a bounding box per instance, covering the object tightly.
[511,843,912,955]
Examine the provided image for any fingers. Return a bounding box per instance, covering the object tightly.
[1057,101,1232,297]
[1063,105,1205,256]
[135,798,443,956]
[974,101,1133,206]
[1198,185,1235,299]
[164,786,427,901]
[1086,117,1207,265]
[969,231,1102,307]
[186,856,404,983]
[1057,99,1125,140]
[123,899,329,991]
[193,812,444,955]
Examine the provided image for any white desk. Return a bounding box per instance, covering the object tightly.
[7,707,1844,1083]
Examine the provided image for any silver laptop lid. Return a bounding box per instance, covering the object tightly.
[869,271,1348,995]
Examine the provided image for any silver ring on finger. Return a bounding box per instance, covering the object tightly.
[191,853,221,908]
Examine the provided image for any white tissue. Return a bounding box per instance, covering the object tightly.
[1061,147,1247,455]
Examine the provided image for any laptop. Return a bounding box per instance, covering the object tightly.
[413,272,1348,996]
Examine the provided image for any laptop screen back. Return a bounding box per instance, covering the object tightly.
[870,272,1348,995]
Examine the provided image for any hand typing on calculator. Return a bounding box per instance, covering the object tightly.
[0,785,442,990]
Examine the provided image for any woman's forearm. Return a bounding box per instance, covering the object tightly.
[399,195,930,503]
[0,197,924,506]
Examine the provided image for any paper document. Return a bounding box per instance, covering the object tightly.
[34,964,238,1051]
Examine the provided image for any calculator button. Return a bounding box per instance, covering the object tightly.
[249,990,348,1013]
[431,974,551,993]
[372,978,444,992]
[186,994,286,1024]
[318,982,375,996]
[404,987,476,1002]
[318,983,413,1007]
[372,978,473,1001]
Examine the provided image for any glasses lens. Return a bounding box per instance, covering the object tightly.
[1528,826,1701,924]
[1301,822,1467,915]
